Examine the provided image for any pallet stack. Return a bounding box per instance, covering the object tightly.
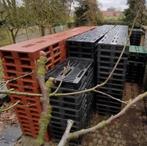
[67,25,114,84]
[130,29,143,46]
[67,25,114,59]
[126,45,147,84]
[45,57,94,145]
[96,25,129,115]
[0,26,94,138]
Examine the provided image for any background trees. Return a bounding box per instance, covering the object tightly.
[0,0,26,43]
[124,0,147,27]
[75,0,103,26]
[0,0,103,43]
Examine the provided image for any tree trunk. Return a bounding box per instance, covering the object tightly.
[40,26,45,36]
[48,25,52,34]
[25,26,29,40]
[10,29,16,43]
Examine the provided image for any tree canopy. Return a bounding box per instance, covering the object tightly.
[75,0,103,26]
[124,0,146,27]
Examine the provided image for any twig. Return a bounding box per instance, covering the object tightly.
[0,71,34,89]
[0,90,42,97]
[58,120,74,146]
[52,63,71,95]
[6,71,34,84]
[94,90,128,104]
[0,100,20,113]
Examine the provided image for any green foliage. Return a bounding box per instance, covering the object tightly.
[46,79,54,94]
[0,108,2,113]
[124,0,146,27]
[36,78,54,145]
[0,59,4,80]
[37,56,47,76]
[0,0,27,43]
[36,108,52,145]
[74,0,103,26]
[23,0,68,36]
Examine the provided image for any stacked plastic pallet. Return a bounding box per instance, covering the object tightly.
[67,25,114,84]
[46,57,94,145]
[130,29,143,46]
[0,26,94,138]
[96,25,129,115]
[67,25,114,59]
[126,45,147,84]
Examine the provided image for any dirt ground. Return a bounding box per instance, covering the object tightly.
[1,82,147,146]
[81,83,147,146]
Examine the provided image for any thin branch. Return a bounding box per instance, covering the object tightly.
[0,90,42,97]
[94,90,128,104]
[58,120,74,146]
[6,71,34,84]
[52,63,70,95]
[0,100,20,113]
[0,71,34,89]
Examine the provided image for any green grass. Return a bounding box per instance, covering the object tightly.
[0,28,12,47]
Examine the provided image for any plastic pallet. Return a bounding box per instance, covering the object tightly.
[96,103,121,111]
[46,57,93,89]
[67,25,114,44]
[51,94,93,119]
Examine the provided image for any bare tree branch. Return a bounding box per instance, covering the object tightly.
[52,62,71,95]
[5,71,34,84]
[94,90,128,104]
[0,100,20,113]
[58,120,74,146]
[36,51,54,145]
[0,90,41,97]
[67,91,147,140]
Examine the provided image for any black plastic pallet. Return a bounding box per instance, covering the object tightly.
[98,86,123,94]
[68,51,96,59]
[97,45,129,55]
[51,97,92,121]
[50,77,93,107]
[50,93,86,109]
[97,68,126,77]
[96,108,121,115]
[50,108,90,130]
[46,57,93,90]
[97,61,127,69]
[67,25,115,44]
[95,97,122,107]
[96,103,121,111]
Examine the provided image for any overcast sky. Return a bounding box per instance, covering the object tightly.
[99,0,128,11]
[99,0,147,11]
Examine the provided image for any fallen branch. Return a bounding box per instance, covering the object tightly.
[67,91,147,140]
[36,51,54,145]
[58,120,74,146]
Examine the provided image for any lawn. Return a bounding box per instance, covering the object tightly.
[0,28,12,47]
